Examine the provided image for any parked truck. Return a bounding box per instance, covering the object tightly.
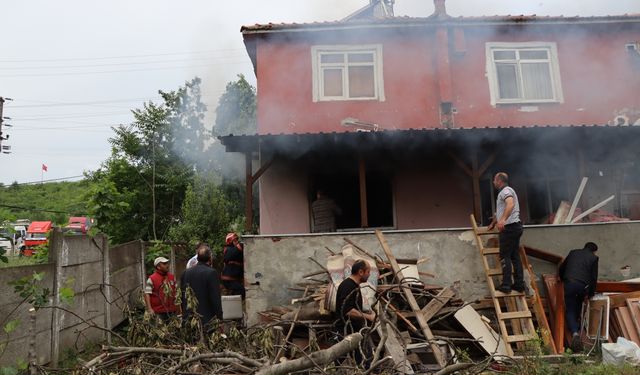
[63,216,93,235]
[24,221,52,256]
[0,221,28,256]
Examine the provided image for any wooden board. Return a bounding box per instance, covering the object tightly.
[420,287,455,322]
[453,305,509,356]
[375,230,445,368]
[626,298,640,340]
[619,307,640,345]
[552,201,571,224]
[596,282,640,293]
[519,246,557,354]
[610,291,640,308]
[586,296,609,340]
[375,307,414,375]
[543,274,565,352]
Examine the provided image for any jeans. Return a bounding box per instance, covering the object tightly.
[499,222,524,288]
[564,280,587,335]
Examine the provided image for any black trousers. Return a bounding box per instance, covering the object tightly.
[499,222,524,288]
[564,280,588,335]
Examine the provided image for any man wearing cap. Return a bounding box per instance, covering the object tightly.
[221,232,245,299]
[144,257,181,320]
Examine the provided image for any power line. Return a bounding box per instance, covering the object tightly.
[0,55,248,70]
[0,62,252,78]
[0,48,246,63]
[3,175,85,186]
[0,204,78,215]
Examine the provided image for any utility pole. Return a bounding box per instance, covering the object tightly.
[0,96,13,155]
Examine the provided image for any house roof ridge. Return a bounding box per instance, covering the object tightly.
[240,13,640,34]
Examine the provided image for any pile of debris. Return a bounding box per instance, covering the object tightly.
[259,230,539,373]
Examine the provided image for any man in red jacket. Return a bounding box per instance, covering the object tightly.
[144,256,181,320]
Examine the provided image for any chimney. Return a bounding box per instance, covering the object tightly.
[433,0,447,17]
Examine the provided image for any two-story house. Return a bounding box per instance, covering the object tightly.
[221,0,640,235]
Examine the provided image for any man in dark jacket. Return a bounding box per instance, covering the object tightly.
[559,242,599,352]
[181,245,223,331]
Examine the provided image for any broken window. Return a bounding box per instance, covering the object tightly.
[486,42,563,105]
[311,45,385,102]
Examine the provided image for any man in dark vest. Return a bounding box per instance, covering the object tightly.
[221,232,245,299]
[559,242,599,352]
[144,256,181,320]
[181,245,223,331]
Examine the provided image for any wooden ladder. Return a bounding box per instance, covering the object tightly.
[470,215,538,356]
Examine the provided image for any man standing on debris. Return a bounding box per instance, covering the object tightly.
[311,190,342,233]
[181,245,223,330]
[221,232,245,299]
[559,242,599,351]
[144,257,181,320]
[335,259,375,366]
[488,172,525,294]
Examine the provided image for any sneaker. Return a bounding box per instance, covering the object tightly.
[570,334,583,352]
[496,285,512,294]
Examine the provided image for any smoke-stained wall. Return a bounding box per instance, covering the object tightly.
[248,19,640,135]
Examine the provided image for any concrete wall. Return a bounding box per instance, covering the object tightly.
[0,232,145,368]
[243,221,640,325]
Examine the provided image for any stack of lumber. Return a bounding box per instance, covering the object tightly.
[259,231,513,372]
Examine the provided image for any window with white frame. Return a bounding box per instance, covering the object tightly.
[486,42,563,105]
[311,45,385,102]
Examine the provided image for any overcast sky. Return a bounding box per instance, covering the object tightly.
[1,0,639,185]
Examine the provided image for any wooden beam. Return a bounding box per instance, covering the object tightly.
[448,151,472,176]
[358,157,368,228]
[519,247,557,354]
[471,153,482,224]
[523,246,564,265]
[478,153,497,176]
[571,195,615,223]
[245,152,253,233]
[420,287,455,322]
[597,282,640,293]
[251,157,274,182]
[608,291,640,308]
[565,177,588,224]
[375,230,445,367]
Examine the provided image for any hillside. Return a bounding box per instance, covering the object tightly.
[0,180,92,225]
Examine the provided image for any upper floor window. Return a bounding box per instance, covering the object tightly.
[486,42,563,105]
[311,45,385,102]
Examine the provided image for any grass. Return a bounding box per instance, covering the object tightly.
[0,255,40,268]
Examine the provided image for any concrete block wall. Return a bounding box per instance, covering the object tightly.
[0,264,55,366]
[243,221,640,326]
[0,232,146,368]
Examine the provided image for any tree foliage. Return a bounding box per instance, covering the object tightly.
[0,181,92,225]
[213,74,257,136]
[87,78,207,243]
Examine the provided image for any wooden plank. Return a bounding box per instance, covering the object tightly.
[523,246,563,265]
[543,274,565,352]
[454,305,509,356]
[483,247,500,255]
[376,305,414,374]
[610,291,640,308]
[375,230,445,367]
[615,308,631,340]
[552,201,571,225]
[565,177,588,223]
[499,311,532,320]
[626,298,640,340]
[420,287,455,322]
[506,334,537,343]
[596,282,640,293]
[587,296,609,340]
[619,307,640,345]
[520,247,557,354]
[571,195,615,223]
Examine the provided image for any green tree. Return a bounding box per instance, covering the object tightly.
[168,173,238,251]
[213,74,256,136]
[87,78,208,243]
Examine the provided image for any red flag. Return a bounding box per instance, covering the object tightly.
[42,164,48,172]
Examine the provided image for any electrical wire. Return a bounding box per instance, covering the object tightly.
[0,48,246,63]
[2,175,85,186]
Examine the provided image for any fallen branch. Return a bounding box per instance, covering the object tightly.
[256,333,363,375]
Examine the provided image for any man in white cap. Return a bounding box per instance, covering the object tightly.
[144,256,181,320]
